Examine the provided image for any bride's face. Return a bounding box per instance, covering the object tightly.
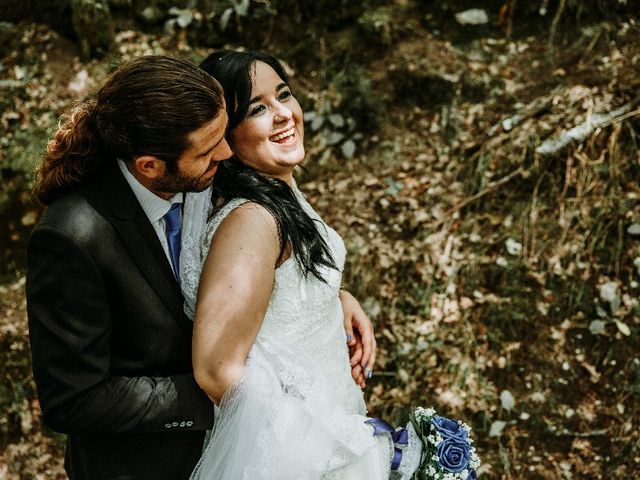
[229,61,304,184]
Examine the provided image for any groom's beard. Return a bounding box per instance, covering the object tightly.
[152,161,219,194]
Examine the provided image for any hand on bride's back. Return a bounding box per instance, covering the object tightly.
[339,290,377,388]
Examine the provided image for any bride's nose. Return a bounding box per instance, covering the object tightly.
[273,104,292,123]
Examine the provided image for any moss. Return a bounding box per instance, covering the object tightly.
[2,125,48,178]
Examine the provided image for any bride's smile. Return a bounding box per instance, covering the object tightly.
[228,60,305,185]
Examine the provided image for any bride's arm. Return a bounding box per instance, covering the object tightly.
[192,203,281,405]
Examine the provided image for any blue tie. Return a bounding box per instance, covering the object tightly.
[163,203,182,283]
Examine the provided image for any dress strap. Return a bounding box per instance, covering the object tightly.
[200,198,250,259]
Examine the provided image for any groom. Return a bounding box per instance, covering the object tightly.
[26,56,230,480]
[27,55,376,480]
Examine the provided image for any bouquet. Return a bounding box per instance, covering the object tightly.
[409,407,480,480]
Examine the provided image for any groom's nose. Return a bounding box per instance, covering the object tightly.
[216,138,232,161]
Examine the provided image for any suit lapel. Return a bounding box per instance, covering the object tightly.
[97,166,190,333]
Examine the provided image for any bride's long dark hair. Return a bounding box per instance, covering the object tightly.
[200,50,336,280]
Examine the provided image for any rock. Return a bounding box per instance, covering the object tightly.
[71,0,115,58]
[455,8,489,26]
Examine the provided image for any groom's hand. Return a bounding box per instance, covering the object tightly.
[339,290,377,388]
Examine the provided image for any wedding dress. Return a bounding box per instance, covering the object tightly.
[180,186,421,480]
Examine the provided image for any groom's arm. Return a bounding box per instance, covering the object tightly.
[26,225,214,434]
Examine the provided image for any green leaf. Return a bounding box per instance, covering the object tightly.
[303,111,317,122]
[325,130,344,145]
[615,320,631,336]
[234,0,250,16]
[627,223,640,235]
[176,12,193,28]
[220,8,233,31]
[588,320,606,335]
[311,116,324,131]
[500,389,516,411]
[489,420,506,437]
[329,113,345,128]
[384,176,402,195]
[341,140,356,158]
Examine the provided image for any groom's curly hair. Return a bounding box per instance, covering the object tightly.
[201,50,337,282]
[34,56,225,205]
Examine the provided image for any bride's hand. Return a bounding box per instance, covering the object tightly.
[339,290,377,388]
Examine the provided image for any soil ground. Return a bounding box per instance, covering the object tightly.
[1,5,639,479]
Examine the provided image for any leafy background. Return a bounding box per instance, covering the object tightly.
[0,0,639,478]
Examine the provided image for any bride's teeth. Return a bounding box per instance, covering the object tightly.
[271,128,294,142]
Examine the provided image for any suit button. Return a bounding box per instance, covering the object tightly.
[186,421,193,427]
[180,421,186,427]
[165,423,172,429]
[172,422,179,427]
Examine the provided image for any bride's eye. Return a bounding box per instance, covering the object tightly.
[278,90,292,102]
[248,104,265,117]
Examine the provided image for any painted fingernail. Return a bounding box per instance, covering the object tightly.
[364,368,373,379]
[346,335,353,342]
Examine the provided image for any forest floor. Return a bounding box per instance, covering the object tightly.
[1,8,640,480]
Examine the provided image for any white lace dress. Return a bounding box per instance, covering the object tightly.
[180,187,393,480]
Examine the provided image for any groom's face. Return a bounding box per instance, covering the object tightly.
[153,110,231,194]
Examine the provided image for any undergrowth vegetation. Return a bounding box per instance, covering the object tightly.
[1,1,639,478]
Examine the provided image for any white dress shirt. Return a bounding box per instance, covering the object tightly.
[117,159,183,275]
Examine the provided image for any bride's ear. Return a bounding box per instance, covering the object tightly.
[133,155,166,180]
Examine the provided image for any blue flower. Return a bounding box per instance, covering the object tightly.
[432,415,469,442]
[435,437,471,473]
[468,469,477,479]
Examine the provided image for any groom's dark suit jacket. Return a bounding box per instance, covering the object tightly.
[26,165,215,480]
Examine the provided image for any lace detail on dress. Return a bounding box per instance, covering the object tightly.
[184,189,378,480]
[180,187,214,319]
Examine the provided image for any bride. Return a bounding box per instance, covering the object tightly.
[180,50,424,480]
